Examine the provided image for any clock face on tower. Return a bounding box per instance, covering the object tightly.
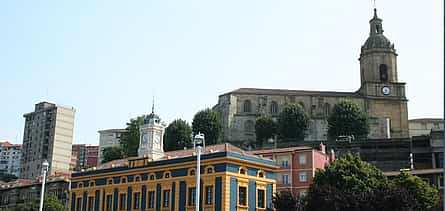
[154,135,160,144]
[142,134,149,144]
[381,86,391,95]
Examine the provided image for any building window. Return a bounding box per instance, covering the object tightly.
[164,172,170,178]
[133,192,140,209]
[281,159,289,167]
[76,197,82,211]
[244,120,254,132]
[238,186,247,206]
[324,103,331,117]
[106,195,112,211]
[239,167,247,175]
[148,191,155,208]
[88,196,94,211]
[163,190,170,208]
[257,189,265,208]
[135,176,141,182]
[243,100,252,113]
[205,186,214,205]
[379,64,388,82]
[299,154,307,165]
[189,169,196,176]
[258,171,265,178]
[119,193,126,210]
[271,101,278,114]
[149,174,155,180]
[282,174,289,184]
[206,166,214,174]
[188,187,196,206]
[121,177,127,183]
[299,172,307,182]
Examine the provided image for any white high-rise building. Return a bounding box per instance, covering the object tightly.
[20,102,75,179]
[97,129,127,165]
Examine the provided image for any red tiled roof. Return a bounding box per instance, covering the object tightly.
[0,141,21,148]
[248,146,313,155]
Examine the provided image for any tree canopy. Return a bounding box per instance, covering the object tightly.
[306,154,439,211]
[120,115,145,157]
[255,115,277,147]
[9,195,65,211]
[164,119,193,151]
[327,100,369,140]
[192,108,222,145]
[101,146,124,164]
[277,104,309,141]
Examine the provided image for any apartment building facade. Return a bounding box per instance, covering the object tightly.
[71,144,99,171]
[20,102,75,179]
[0,141,22,177]
[97,129,127,165]
[250,144,335,197]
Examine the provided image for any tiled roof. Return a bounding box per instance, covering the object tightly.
[95,143,271,170]
[0,141,21,148]
[220,88,359,97]
[248,146,313,155]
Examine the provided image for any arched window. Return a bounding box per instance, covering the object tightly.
[243,100,252,113]
[258,171,265,178]
[78,183,83,188]
[379,64,388,82]
[107,179,113,185]
[244,120,254,132]
[89,181,95,187]
[149,174,156,181]
[163,172,171,179]
[121,177,127,183]
[189,169,196,176]
[239,167,247,175]
[135,176,141,182]
[206,166,215,174]
[270,101,278,114]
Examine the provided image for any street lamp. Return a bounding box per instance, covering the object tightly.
[193,132,205,211]
[39,160,49,211]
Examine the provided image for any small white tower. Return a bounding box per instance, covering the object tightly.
[138,103,165,160]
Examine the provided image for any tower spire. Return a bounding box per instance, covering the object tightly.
[151,96,155,114]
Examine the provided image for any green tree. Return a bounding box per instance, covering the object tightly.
[120,115,145,157]
[277,104,309,141]
[0,173,18,182]
[101,146,124,163]
[273,190,304,211]
[327,100,369,140]
[255,115,277,147]
[192,108,222,145]
[12,195,65,211]
[164,119,193,151]
[391,171,439,210]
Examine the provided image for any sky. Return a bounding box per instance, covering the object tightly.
[0,0,443,144]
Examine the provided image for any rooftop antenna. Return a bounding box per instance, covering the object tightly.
[373,0,376,9]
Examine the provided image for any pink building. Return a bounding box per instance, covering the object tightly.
[250,144,335,197]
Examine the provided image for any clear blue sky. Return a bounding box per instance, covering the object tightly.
[1,1,443,144]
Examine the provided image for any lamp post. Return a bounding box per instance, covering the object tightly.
[39,160,49,211]
[193,133,205,211]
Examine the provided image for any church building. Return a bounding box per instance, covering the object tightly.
[214,9,409,147]
[70,112,277,211]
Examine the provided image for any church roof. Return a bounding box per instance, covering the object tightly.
[220,88,359,98]
[361,9,394,50]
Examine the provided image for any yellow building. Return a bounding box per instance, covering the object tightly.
[70,143,277,211]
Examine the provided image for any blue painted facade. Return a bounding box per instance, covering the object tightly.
[70,146,277,211]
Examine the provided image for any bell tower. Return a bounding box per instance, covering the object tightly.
[358,8,409,138]
[359,9,405,99]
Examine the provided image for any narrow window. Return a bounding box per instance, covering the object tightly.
[299,172,307,182]
[88,196,94,211]
[282,175,289,184]
[150,175,155,180]
[299,154,307,165]
[238,186,247,206]
[106,195,113,211]
[119,193,126,210]
[135,176,141,182]
[76,197,82,211]
[163,190,170,208]
[271,101,278,114]
[281,160,289,167]
[257,189,265,208]
[243,100,252,113]
[190,169,195,176]
[239,168,246,175]
[148,191,155,208]
[188,187,196,206]
[379,64,388,82]
[133,192,140,209]
[207,167,214,174]
[205,186,214,205]
[164,172,170,178]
